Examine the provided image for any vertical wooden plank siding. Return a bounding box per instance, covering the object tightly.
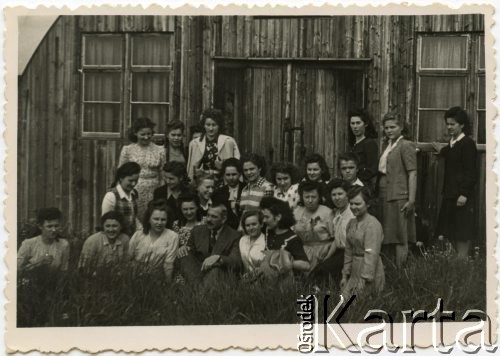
[18,14,486,241]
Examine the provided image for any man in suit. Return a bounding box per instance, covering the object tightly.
[212,158,245,229]
[179,201,242,286]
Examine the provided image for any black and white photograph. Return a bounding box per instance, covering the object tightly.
[9,7,495,351]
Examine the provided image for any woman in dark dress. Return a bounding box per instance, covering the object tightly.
[347,109,379,187]
[435,107,477,258]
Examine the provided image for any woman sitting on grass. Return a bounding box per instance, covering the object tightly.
[321,179,355,281]
[293,180,335,274]
[128,200,179,282]
[78,211,130,274]
[239,210,266,276]
[341,186,385,298]
[18,207,70,275]
[172,193,204,259]
[102,162,141,236]
[258,197,310,279]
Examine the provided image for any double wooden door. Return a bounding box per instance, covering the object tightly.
[214,61,365,177]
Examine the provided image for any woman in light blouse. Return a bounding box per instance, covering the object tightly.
[270,162,300,210]
[239,210,266,274]
[129,200,179,281]
[18,207,69,275]
[293,180,335,274]
[187,108,240,181]
[377,112,417,268]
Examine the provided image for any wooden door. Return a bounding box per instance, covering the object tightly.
[290,66,364,177]
[214,64,285,166]
[214,62,365,178]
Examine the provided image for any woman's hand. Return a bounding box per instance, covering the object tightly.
[400,200,415,217]
[214,158,223,171]
[457,195,467,207]
[176,246,189,258]
[340,276,348,290]
[355,278,366,295]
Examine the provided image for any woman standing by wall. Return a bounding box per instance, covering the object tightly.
[119,117,166,220]
[435,107,477,258]
[165,120,187,164]
[128,200,179,282]
[377,112,417,268]
[348,109,379,187]
[187,108,240,181]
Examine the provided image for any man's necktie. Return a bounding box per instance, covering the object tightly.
[209,229,217,254]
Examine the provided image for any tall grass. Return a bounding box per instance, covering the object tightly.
[17,247,485,327]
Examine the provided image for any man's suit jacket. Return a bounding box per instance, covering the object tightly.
[212,183,244,229]
[188,224,242,271]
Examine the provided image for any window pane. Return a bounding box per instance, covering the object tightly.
[84,72,122,102]
[477,111,485,144]
[420,36,467,69]
[478,76,485,110]
[420,76,465,109]
[418,110,448,142]
[84,35,123,66]
[479,35,485,69]
[132,35,171,66]
[83,103,120,133]
[131,104,169,134]
[131,72,169,103]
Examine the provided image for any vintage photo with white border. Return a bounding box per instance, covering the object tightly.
[4,2,498,353]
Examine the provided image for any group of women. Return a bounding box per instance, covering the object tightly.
[18,106,478,298]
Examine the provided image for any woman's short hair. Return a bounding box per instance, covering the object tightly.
[297,180,322,205]
[382,111,406,131]
[100,211,125,230]
[189,124,204,140]
[128,117,156,142]
[240,210,264,235]
[260,197,296,229]
[270,162,300,185]
[200,108,225,130]
[444,106,472,135]
[113,162,141,187]
[347,108,378,145]
[166,120,185,134]
[163,161,190,186]
[347,185,373,204]
[221,158,243,175]
[194,171,216,188]
[304,153,331,182]
[36,207,62,225]
[177,192,201,225]
[325,178,352,208]
[142,199,172,234]
[241,153,267,177]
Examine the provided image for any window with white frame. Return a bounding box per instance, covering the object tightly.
[81,33,174,138]
[416,33,485,144]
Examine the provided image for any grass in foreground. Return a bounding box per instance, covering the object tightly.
[17,249,486,327]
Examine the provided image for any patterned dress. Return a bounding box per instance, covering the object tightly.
[293,205,335,272]
[172,220,204,248]
[119,143,166,220]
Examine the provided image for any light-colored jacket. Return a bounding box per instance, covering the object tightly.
[187,134,241,180]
